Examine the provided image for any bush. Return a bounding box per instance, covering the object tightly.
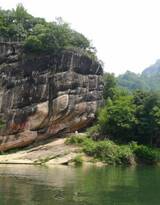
[66,135,160,165]
[87,124,100,136]
[91,141,134,165]
[73,155,83,166]
[98,95,137,142]
[117,145,135,165]
[1,5,96,57]
[82,138,97,156]
[24,35,43,52]
[92,141,119,164]
[133,145,160,164]
[65,134,89,145]
[66,135,135,165]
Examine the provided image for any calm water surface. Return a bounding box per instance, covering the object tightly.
[0,164,160,205]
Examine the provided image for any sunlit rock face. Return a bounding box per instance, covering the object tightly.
[0,46,103,151]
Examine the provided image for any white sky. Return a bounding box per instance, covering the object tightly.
[1,0,160,75]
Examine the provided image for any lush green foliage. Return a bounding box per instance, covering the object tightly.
[66,135,160,165]
[74,72,160,166]
[130,142,160,164]
[133,145,160,164]
[117,71,149,91]
[73,155,83,166]
[100,73,160,146]
[66,134,134,165]
[0,4,31,40]
[98,95,137,141]
[117,69,160,92]
[66,134,88,144]
[103,73,117,100]
[0,4,95,55]
[133,91,160,145]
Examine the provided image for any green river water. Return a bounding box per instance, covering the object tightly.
[0,164,159,205]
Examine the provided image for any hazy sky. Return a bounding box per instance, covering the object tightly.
[1,0,160,74]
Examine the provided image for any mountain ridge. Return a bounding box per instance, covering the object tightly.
[142,59,160,76]
[117,59,160,91]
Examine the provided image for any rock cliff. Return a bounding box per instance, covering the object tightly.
[0,44,103,151]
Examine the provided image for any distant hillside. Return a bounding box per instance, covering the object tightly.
[142,59,160,76]
[117,60,160,92]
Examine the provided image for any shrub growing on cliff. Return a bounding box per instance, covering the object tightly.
[23,36,43,52]
[0,5,95,57]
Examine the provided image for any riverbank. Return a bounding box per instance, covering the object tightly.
[0,138,78,165]
[0,137,103,166]
[0,134,159,166]
[66,134,160,166]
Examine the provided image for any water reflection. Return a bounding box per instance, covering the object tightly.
[0,165,160,205]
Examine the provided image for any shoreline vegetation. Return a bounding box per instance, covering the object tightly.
[66,72,160,167]
[0,133,159,167]
[64,73,160,167]
[66,133,160,166]
[65,72,160,167]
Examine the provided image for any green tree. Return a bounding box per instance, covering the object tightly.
[98,95,136,141]
[69,31,90,49]
[0,5,94,56]
[133,91,160,145]
[117,71,149,91]
[103,73,117,100]
[24,35,42,52]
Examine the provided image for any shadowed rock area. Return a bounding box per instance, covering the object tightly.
[0,43,103,151]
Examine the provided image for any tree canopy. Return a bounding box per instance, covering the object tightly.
[98,74,160,147]
[117,70,160,92]
[0,4,95,56]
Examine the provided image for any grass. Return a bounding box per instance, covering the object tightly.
[66,134,160,165]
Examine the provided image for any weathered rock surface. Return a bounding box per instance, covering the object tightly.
[0,138,80,164]
[0,138,104,166]
[0,44,103,151]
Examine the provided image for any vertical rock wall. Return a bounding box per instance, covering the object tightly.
[0,48,103,151]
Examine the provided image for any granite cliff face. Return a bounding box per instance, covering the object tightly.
[0,43,103,151]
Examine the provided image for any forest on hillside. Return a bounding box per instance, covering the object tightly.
[117,60,160,91]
